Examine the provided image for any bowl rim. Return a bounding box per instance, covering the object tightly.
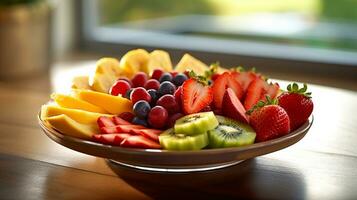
[38,111,313,156]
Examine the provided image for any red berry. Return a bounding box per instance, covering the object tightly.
[182,78,213,114]
[118,112,135,122]
[110,80,131,96]
[170,71,178,78]
[148,106,168,129]
[167,113,184,128]
[200,105,212,112]
[130,87,151,104]
[174,86,182,105]
[131,72,148,87]
[278,83,313,130]
[117,77,133,87]
[249,104,290,142]
[231,71,257,92]
[144,79,160,90]
[151,69,165,80]
[156,94,180,114]
[212,72,244,110]
[222,88,249,124]
[211,73,220,81]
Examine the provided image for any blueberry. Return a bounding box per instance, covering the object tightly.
[158,81,176,96]
[172,73,188,86]
[125,88,134,99]
[147,89,158,105]
[159,72,172,83]
[132,117,148,127]
[133,100,151,119]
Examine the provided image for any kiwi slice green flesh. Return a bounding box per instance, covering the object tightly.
[174,112,219,135]
[208,116,256,148]
[159,128,209,151]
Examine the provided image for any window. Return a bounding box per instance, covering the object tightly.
[79,0,357,65]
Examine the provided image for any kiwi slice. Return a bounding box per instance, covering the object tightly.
[159,128,209,151]
[174,112,219,135]
[208,116,256,148]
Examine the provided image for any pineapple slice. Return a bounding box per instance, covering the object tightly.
[71,76,91,90]
[51,93,108,114]
[90,58,121,93]
[41,105,111,125]
[145,50,173,75]
[118,49,150,78]
[44,114,98,139]
[175,53,209,75]
[73,89,133,115]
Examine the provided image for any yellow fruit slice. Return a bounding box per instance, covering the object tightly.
[119,49,150,78]
[44,114,98,139]
[73,89,133,115]
[90,58,121,93]
[51,93,108,114]
[146,50,173,75]
[175,53,209,75]
[71,76,91,90]
[41,105,111,124]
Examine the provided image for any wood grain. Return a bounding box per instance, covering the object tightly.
[0,154,149,200]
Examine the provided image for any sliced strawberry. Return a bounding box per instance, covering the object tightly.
[231,71,257,92]
[115,124,146,133]
[181,78,213,114]
[174,86,182,105]
[120,135,161,149]
[264,82,280,99]
[100,126,119,134]
[244,78,266,110]
[112,116,132,125]
[222,88,249,124]
[97,116,116,128]
[93,133,131,145]
[212,72,243,110]
[130,128,162,142]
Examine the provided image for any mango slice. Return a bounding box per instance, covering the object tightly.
[90,58,121,93]
[175,53,209,75]
[51,93,108,114]
[146,50,173,75]
[41,105,111,124]
[71,76,91,90]
[73,89,133,115]
[44,114,98,139]
[118,49,150,78]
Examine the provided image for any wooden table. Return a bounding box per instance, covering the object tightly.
[0,62,357,199]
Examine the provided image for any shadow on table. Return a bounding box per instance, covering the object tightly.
[107,158,307,200]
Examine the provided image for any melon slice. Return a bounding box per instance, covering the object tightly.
[175,54,209,75]
[73,89,133,115]
[41,105,111,124]
[90,58,121,93]
[146,50,173,75]
[51,93,108,114]
[119,49,150,78]
[71,76,91,90]
[44,114,98,139]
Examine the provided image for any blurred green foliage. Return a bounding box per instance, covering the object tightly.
[0,0,42,6]
[98,0,357,24]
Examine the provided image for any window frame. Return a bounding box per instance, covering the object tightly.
[75,0,357,79]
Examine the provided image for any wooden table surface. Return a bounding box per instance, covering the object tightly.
[0,62,357,200]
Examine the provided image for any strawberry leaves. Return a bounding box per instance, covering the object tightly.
[287,83,312,98]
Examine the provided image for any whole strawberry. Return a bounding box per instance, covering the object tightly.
[278,83,313,131]
[248,97,290,142]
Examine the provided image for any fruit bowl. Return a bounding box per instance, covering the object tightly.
[39,112,313,172]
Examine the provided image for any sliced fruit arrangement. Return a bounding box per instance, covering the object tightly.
[208,116,256,148]
[92,116,161,149]
[41,49,314,150]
